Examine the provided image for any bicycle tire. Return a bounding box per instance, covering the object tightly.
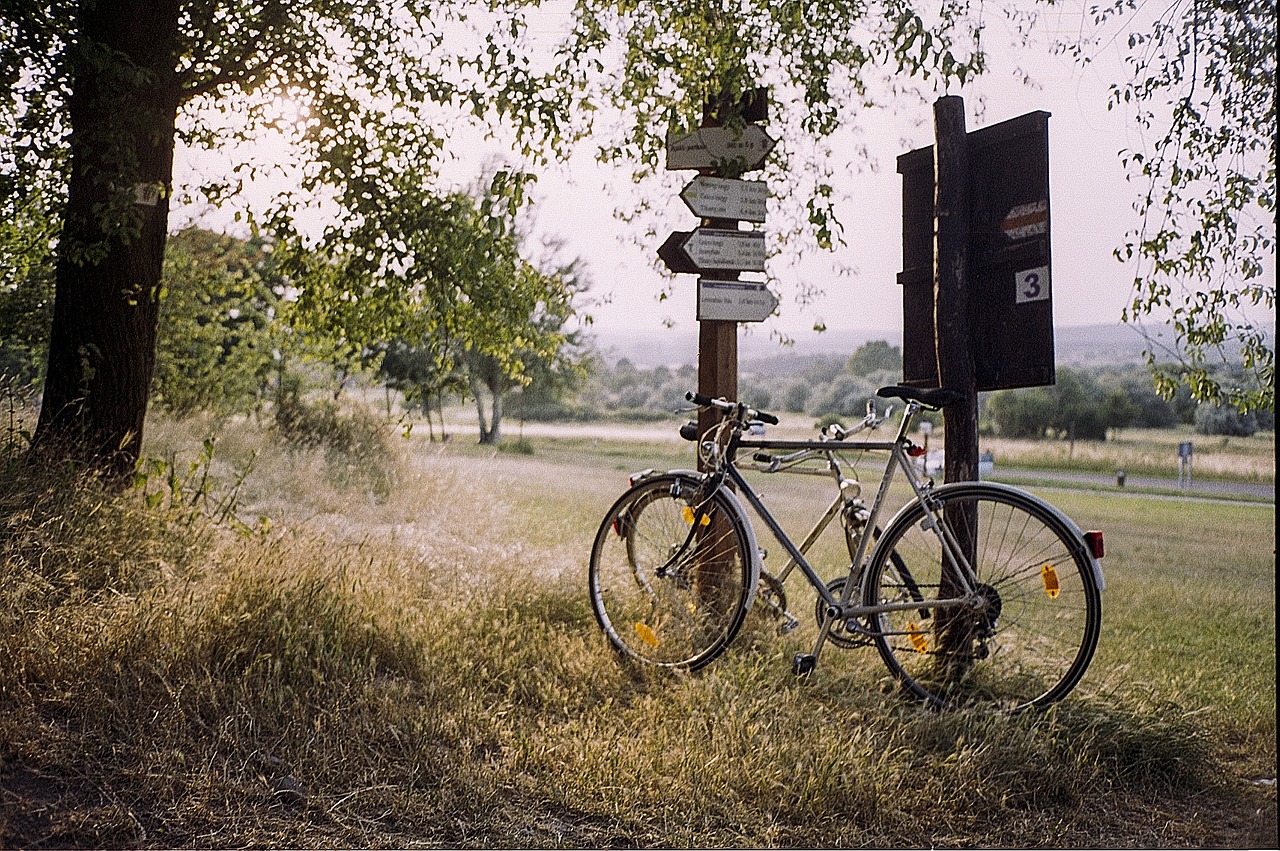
[589,473,758,670]
[863,482,1102,711]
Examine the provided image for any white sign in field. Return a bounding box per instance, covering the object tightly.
[665,126,776,172]
[679,175,768,223]
[1015,265,1051,304]
[697,279,778,323]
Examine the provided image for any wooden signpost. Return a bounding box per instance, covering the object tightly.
[660,91,774,466]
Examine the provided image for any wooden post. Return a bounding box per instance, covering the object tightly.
[933,95,978,484]
[933,95,979,666]
[694,89,763,470]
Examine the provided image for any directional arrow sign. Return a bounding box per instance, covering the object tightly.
[658,228,766,274]
[666,126,776,172]
[680,176,768,223]
[697,279,778,323]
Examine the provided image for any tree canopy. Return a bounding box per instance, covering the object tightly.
[2,0,1273,478]
[1058,0,1275,412]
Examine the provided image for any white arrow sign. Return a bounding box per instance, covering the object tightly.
[680,176,768,223]
[682,228,766,272]
[666,126,776,172]
[697,279,778,323]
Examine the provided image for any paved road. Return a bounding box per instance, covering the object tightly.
[988,467,1274,502]
[460,419,1275,503]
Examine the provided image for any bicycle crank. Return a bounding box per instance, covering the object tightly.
[816,576,874,648]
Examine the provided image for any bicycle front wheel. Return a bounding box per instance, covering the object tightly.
[589,474,756,670]
[864,483,1101,711]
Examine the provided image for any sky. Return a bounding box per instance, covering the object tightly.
[501,7,1273,344]
[175,3,1274,348]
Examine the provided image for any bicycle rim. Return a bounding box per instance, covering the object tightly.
[589,475,754,669]
[864,484,1101,711]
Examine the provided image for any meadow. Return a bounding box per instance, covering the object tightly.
[1,409,1275,848]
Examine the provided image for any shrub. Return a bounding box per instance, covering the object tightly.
[1194,404,1259,436]
[272,395,399,499]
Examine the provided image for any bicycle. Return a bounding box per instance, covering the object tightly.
[588,385,1106,711]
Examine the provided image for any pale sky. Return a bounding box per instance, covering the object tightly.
[525,50,1158,339]
[511,7,1273,342]
[175,4,1274,346]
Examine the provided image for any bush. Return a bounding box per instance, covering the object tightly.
[272,395,399,499]
[1194,404,1259,437]
[987,388,1054,438]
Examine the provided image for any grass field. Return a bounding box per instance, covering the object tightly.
[1,410,1275,848]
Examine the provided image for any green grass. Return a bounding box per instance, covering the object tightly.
[1,411,1275,848]
[981,426,1275,483]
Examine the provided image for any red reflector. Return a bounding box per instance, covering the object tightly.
[1084,530,1105,559]
[907,446,927,458]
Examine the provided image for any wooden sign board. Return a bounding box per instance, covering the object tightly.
[680,176,768,223]
[666,126,776,172]
[897,110,1055,391]
[658,228,766,274]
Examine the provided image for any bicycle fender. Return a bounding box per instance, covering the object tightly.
[889,481,1106,593]
[626,471,763,608]
[714,483,763,607]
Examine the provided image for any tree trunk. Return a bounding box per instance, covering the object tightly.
[470,376,493,444]
[487,389,503,445]
[31,0,181,482]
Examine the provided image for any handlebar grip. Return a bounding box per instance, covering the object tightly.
[756,411,780,426]
[678,421,699,442]
[686,391,715,407]
[753,452,774,464]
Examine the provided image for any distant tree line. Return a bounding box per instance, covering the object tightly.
[566,340,1274,440]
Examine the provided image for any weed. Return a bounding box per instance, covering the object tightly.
[0,416,1274,848]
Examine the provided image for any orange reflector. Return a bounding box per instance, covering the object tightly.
[634,622,659,647]
[907,623,928,653]
[682,506,710,526]
[1041,563,1061,598]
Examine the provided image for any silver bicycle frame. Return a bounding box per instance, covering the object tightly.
[732,402,982,623]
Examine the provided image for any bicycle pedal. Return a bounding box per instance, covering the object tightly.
[791,653,817,676]
[776,613,800,635]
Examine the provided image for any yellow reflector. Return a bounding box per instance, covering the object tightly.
[635,622,659,647]
[682,506,710,526]
[1041,564,1061,598]
[907,623,928,653]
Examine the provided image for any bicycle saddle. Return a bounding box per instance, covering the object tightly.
[876,385,965,409]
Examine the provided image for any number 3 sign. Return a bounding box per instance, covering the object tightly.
[1016,265,1051,304]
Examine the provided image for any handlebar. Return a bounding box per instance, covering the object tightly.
[685,391,779,425]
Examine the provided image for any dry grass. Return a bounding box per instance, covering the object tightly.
[980,427,1275,482]
[1,409,1275,848]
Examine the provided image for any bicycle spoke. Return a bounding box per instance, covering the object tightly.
[866,484,1101,711]
[590,475,753,669]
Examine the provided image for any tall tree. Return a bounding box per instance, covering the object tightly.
[1,0,552,478]
[1060,0,1275,411]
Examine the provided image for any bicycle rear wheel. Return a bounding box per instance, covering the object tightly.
[863,483,1101,711]
[589,474,756,670]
